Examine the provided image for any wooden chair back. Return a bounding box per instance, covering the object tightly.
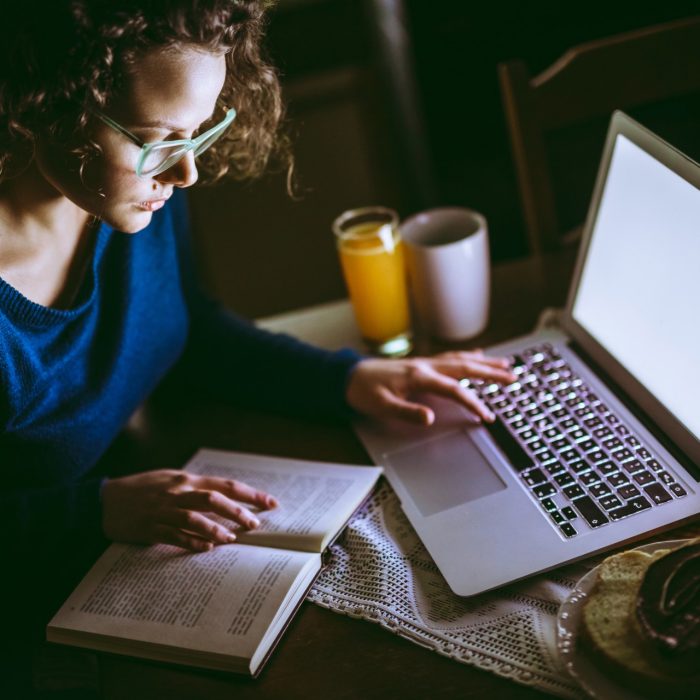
[499,16,700,254]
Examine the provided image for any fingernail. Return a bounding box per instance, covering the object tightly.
[249,518,260,528]
[266,496,279,508]
[227,533,237,543]
[486,411,496,422]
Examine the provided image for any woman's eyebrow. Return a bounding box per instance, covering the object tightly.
[134,108,217,131]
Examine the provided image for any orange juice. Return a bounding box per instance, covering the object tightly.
[337,221,411,349]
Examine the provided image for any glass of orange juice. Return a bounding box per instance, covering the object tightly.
[332,206,412,357]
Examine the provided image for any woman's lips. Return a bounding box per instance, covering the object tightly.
[136,199,167,212]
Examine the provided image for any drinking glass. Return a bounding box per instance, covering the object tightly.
[332,206,412,357]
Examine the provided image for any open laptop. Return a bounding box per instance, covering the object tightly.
[356,111,700,596]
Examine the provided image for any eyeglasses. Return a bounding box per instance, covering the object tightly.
[95,107,237,178]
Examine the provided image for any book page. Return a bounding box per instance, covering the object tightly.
[186,450,382,552]
[48,542,319,674]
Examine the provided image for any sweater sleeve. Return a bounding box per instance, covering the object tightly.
[170,191,364,419]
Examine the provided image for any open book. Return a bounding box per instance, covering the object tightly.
[47,449,382,677]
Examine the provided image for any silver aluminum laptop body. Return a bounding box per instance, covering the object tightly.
[355,111,700,596]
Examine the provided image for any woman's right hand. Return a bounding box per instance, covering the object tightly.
[101,470,279,552]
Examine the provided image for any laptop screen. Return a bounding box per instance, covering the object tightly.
[571,133,700,441]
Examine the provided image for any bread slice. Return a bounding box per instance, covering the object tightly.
[580,547,699,698]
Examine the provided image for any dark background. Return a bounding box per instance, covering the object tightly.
[188,0,700,318]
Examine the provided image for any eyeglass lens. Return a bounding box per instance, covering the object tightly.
[139,125,229,177]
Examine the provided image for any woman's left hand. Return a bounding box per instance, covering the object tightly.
[345,350,517,426]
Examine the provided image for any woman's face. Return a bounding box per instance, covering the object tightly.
[36,46,227,233]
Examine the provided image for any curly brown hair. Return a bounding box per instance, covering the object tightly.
[0,0,289,187]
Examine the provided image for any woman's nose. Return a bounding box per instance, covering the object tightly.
[155,150,199,188]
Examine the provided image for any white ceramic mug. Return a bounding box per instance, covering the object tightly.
[401,207,490,341]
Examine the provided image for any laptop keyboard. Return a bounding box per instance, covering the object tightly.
[469,343,688,539]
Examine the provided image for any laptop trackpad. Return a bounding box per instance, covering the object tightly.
[383,430,506,517]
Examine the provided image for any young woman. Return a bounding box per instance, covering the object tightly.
[0,1,514,692]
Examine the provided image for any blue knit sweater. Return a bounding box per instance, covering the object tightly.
[0,190,361,550]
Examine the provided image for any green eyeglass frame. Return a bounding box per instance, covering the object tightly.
[96,107,237,178]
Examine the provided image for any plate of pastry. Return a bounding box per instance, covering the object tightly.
[556,538,699,700]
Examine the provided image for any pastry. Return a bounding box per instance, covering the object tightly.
[580,540,700,698]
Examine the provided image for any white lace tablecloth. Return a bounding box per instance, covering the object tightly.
[309,481,592,699]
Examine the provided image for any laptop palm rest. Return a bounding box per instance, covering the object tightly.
[383,430,507,517]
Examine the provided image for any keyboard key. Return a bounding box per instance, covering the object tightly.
[562,506,577,520]
[599,495,622,510]
[580,471,601,487]
[484,419,533,472]
[616,424,630,436]
[643,483,672,505]
[607,472,630,487]
[627,495,652,512]
[572,496,609,527]
[618,484,641,499]
[550,510,566,525]
[622,459,644,474]
[598,460,617,476]
[528,439,547,452]
[561,449,580,462]
[658,471,675,485]
[564,484,585,499]
[638,448,652,460]
[626,435,641,448]
[535,418,555,432]
[544,461,565,476]
[633,471,656,486]
[647,459,662,472]
[560,418,577,430]
[589,451,607,463]
[541,497,557,512]
[533,483,557,498]
[512,354,527,369]
[550,438,571,451]
[554,472,575,487]
[523,469,547,486]
[669,483,687,498]
[570,429,587,440]
[589,482,612,498]
[593,426,613,439]
[603,437,623,451]
[543,427,560,439]
[537,450,556,463]
[551,408,567,419]
[609,500,650,521]
[571,460,592,475]
[519,429,537,441]
[560,522,577,538]
[613,448,634,462]
[579,439,597,452]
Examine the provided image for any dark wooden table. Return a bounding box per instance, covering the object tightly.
[97,251,579,700]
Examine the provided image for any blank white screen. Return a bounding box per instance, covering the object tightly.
[573,134,700,440]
